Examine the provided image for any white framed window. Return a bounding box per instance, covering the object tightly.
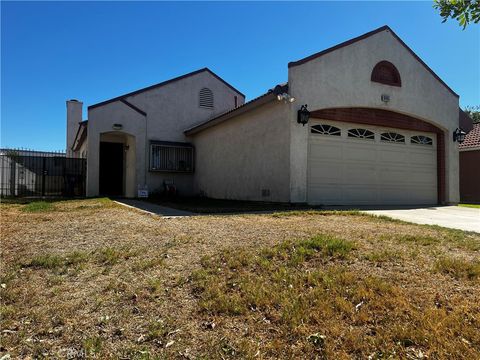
[311,124,341,136]
[199,87,214,109]
[380,132,405,143]
[348,128,375,140]
[149,142,194,172]
[411,135,433,146]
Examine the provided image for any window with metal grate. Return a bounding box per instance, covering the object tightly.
[150,144,194,172]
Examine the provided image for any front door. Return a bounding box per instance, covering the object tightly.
[99,142,124,196]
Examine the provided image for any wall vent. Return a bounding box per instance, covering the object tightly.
[199,87,214,109]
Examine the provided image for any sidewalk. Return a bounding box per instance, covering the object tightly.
[114,199,195,217]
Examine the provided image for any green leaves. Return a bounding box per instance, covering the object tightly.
[433,0,480,29]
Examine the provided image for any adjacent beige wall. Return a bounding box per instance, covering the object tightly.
[191,101,291,202]
[66,100,83,151]
[288,28,460,203]
[86,70,244,197]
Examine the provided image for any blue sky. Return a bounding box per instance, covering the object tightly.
[1,1,479,151]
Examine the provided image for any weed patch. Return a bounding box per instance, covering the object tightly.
[192,236,480,358]
[21,201,54,212]
[96,247,139,266]
[23,251,89,270]
[435,257,480,280]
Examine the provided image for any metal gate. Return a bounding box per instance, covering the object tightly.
[0,149,86,197]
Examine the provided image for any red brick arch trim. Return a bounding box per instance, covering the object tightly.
[310,107,446,204]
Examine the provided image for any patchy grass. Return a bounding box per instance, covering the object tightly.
[363,249,402,263]
[459,203,480,209]
[96,246,139,266]
[435,257,480,280]
[23,251,89,270]
[1,197,479,359]
[193,237,480,358]
[21,201,54,212]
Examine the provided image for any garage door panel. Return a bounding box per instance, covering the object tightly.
[407,187,437,204]
[378,149,409,163]
[308,122,437,205]
[378,168,410,183]
[343,186,377,203]
[309,161,342,182]
[309,143,342,160]
[379,187,411,204]
[409,173,436,185]
[409,151,436,165]
[344,164,377,183]
[308,185,343,203]
[344,146,376,161]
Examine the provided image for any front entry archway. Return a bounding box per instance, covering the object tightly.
[98,131,136,197]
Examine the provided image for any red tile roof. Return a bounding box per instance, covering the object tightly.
[459,123,480,150]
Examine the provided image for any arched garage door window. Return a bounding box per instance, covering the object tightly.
[311,124,341,136]
[348,128,375,140]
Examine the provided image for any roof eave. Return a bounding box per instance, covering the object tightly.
[72,121,88,151]
[288,25,458,98]
[184,92,277,136]
[88,68,244,111]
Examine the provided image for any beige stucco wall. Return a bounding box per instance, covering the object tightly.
[191,101,291,202]
[66,100,83,151]
[288,28,460,203]
[86,70,244,197]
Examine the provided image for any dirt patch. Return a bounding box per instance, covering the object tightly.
[1,198,479,358]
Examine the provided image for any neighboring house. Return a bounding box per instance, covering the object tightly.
[68,25,466,205]
[459,123,480,203]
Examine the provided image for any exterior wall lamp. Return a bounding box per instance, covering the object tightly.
[453,128,466,144]
[297,104,310,126]
[277,93,296,103]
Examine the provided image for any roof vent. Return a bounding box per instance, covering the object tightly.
[199,88,214,109]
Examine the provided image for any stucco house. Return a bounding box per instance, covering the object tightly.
[459,123,480,203]
[68,25,467,205]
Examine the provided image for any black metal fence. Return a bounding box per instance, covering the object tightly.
[0,149,86,198]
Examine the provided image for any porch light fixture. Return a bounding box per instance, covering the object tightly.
[277,93,296,103]
[297,104,310,126]
[453,128,466,144]
[112,123,123,130]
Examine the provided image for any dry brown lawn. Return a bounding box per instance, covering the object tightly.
[0,198,479,359]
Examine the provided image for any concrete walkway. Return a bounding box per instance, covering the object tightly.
[363,206,480,233]
[114,199,195,217]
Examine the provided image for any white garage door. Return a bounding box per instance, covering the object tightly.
[307,120,437,205]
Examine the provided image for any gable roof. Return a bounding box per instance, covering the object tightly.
[459,123,480,150]
[184,84,288,136]
[72,120,88,151]
[459,108,474,133]
[288,25,459,98]
[88,68,245,110]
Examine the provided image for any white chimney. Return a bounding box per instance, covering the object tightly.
[66,99,83,151]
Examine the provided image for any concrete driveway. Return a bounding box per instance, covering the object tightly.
[364,206,480,233]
